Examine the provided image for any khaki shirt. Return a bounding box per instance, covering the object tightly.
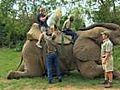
[101,39,113,58]
[62,19,72,30]
[101,38,114,72]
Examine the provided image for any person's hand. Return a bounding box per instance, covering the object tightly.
[57,31,61,35]
[46,13,51,17]
[102,58,106,64]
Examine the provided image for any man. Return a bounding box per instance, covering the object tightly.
[43,25,62,84]
[101,31,113,88]
[62,15,78,43]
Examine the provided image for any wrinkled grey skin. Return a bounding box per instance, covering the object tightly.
[7,23,120,79]
[73,23,120,78]
[7,23,76,79]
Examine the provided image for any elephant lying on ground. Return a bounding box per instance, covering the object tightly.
[7,23,120,79]
[7,23,76,79]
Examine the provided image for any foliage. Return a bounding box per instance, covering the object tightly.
[86,0,120,24]
[0,0,120,48]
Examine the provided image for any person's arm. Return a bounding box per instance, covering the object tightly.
[102,42,113,64]
[102,52,111,64]
[62,20,67,31]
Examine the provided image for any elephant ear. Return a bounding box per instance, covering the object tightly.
[27,23,41,40]
[73,38,100,62]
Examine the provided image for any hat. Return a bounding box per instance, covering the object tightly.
[101,31,110,37]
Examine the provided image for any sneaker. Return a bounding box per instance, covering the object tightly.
[36,43,42,48]
[48,80,54,84]
[104,82,112,88]
[101,80,108,84]
[58,79,62,82]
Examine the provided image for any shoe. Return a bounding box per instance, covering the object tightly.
[58,79,62,82]
[100,80,108,84]
[104,82,112,88]
[36,43,42,48]
[48,80,54,84]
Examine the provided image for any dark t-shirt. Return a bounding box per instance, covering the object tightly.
[37,13,48,27]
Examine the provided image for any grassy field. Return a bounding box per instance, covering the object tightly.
[0,47,120,90]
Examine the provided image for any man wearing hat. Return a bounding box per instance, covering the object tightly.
[101,31,113,88]
[62,15,78,43]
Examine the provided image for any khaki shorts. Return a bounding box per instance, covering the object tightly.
[102,57,113,72]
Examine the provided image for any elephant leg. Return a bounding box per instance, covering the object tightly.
[113,70,120,79]
[7,71,31,79]
[76,60,104,78]
[7,57,45,79]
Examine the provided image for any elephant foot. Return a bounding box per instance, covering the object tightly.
[7,71,21,79]
[7,70,45,79]
[76,60,104,78]
[7,71,33,79]
[113,70,120,79]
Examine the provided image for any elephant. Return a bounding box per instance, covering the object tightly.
[7,23,76,79]
[7,23,120,79]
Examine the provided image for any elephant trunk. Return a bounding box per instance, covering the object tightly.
[79,23,120,31]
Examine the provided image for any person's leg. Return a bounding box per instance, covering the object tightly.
[63,29,77,42]
[36,33,44,48]
[105,72,108,81]
[72,32,78,42]
[46,54,53,83]
[107,71,113,83]
[101,72,108,84]
[53,53,62,82]
[104,71,113,88]
[101,64,108,84]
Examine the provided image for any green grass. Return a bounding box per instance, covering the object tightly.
[0,47,120,90]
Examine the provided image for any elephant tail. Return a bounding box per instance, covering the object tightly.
[79,23,120,31]
[15,55,23,71]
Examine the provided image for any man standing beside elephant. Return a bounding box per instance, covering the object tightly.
[101,31,114,88]
[42,25,62,84]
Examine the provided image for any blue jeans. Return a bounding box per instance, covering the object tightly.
[62,29,78,42]
[46,52,62,82]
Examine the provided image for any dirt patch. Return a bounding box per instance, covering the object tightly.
[47,85,120,90]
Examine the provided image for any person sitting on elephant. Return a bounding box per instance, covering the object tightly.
[47,8,62,30]
[101,31,114,88]
[62,15,78,43]
[36,8,62,48]
[37,7,49,32]
[36,7,50,48]
[43,25,62,84]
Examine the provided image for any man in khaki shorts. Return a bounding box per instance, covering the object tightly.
[101,31,113,88]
